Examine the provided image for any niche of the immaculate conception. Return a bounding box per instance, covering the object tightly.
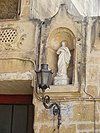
[39,4,84,92]
[46,27,75,85]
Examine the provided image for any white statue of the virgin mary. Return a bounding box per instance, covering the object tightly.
[54,41,71,85]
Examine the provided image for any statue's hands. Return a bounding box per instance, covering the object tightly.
[57,50,61,55]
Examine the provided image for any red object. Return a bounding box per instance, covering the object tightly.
[0,94,33,104]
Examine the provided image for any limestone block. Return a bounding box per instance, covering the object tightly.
[86,66,99,83]
[0,71,34,81]
[34,100,51,123]
[87,85,98,97]
[0,71,34,94]
[73,103,99,121]
[78,124,94,130]
[36,108,51,123]
[96,124,100,129]
[79,132,87,133]
[39,125,54,133]
[97,101,100,114]
[87,56,100,64]
[0,59,33,72]
[66,124,76,133]
[59,124,76,133]
[36,117,76,133]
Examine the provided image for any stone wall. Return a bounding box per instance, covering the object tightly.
[0,0,100,133]
[34,99,100,133]
[33,4,100,133]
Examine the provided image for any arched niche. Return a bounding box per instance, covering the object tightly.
[46,27,76,84]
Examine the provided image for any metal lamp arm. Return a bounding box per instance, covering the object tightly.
[42,90,61,129]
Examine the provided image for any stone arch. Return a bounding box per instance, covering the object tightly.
[46,27,76,84]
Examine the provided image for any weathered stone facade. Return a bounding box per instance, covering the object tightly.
[0,0,100,133]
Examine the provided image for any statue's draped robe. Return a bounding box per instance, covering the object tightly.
[57,46,71,76]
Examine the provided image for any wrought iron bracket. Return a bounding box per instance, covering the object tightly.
[42,90,61,129]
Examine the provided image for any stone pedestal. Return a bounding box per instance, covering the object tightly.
[54,75,69,85]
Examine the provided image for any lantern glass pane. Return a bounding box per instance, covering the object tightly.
[37,72,42,85]
[42,71,49,86]
[47,72,52,86]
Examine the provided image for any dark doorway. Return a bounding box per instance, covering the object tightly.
[0,95,34,133]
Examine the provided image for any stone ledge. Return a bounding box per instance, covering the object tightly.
[38,84,81,98]
[0,71,34,80]
[47,84,79,93]
[0,71,34,94]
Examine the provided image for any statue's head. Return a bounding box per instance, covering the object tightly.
[61,41,67,47]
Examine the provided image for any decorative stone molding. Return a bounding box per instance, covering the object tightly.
[0,20,36,94]
[0,28,18,51]
[0,21,36,59]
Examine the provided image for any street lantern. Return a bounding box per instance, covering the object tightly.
[36,64,52,90]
